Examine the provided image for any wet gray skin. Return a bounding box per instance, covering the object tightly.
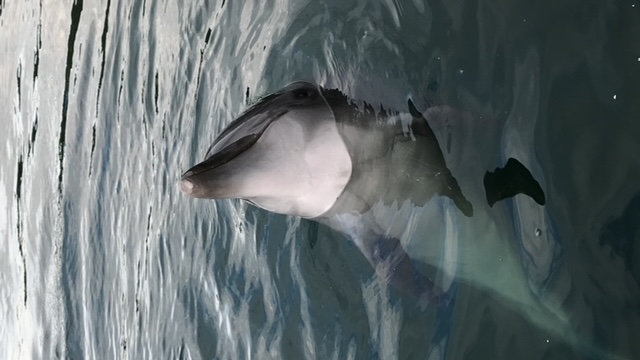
[181,81,473,305]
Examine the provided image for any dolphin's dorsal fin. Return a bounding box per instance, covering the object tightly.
[484,157,546,207]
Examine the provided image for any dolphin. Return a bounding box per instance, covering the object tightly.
[180,81,543,306]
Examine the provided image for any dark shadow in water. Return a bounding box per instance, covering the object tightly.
[33,0,42,84]
[484,157,546,207]
[89,0,108,177]
[15,154,27,305]
[16,61,21,108]
[193,27,212,115]
[95,0,111,118]
[599,193,640,287]
[58,0,83,194]
[29,114,39,156]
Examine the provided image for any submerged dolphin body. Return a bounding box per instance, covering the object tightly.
[180,81,538,305]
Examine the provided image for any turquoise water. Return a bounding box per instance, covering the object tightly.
[1,0,639,359]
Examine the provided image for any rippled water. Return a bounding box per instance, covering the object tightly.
[1,0,639,359]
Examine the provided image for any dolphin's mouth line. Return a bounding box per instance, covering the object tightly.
[183,108,295,179]
[182,133,262,178]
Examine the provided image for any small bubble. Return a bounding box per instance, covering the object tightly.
[535,228,542,237]
[613,94,617,100]
[546,339,550,343]
[458,69,464,74]
[499,258,503,262]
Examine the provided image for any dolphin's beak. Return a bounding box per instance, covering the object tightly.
[179,159,235,199]
[179,81,333,204]
[179,164,213,198]
[180,132,263,198]
[179,161,232,199]
[180,177,195,195]
[180,168,205,197]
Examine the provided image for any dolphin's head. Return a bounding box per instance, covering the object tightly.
[180,81,352,218]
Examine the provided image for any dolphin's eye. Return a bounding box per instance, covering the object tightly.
[293,88,315,99]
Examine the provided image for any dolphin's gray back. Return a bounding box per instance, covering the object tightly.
[319,88,472,219]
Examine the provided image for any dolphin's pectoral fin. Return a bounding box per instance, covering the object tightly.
[483,157,546,207]
[358,235,449,307]
[407,98,474,217]
[407,98,423,118]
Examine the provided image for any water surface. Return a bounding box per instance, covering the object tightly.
[1,0,639,359]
